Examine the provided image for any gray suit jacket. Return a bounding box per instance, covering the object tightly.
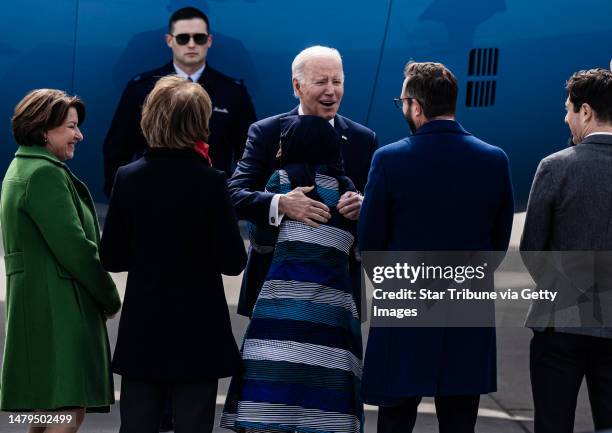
[521,133,612,338]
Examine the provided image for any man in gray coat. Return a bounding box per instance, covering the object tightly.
[521,68,612,433]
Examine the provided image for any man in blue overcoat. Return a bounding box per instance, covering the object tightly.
[358,62,514,433]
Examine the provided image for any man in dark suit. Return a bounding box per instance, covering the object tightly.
[229,45,378,317]
[520,68,612,433]
[358,62,514,433]
[103,6,256,197]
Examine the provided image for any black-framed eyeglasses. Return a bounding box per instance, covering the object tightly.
[170,33,209,45]
[393,97,418,109]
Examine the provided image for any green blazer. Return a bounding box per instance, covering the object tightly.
[0,145,121,411]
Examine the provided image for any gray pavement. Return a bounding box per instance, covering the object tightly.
[0,213,599,432]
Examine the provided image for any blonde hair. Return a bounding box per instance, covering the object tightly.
[12,88,85,147]
[140,75,212,149]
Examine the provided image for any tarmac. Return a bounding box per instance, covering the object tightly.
[0,212,600,433]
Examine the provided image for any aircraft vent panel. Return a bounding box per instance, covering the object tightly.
[466,48,499,108]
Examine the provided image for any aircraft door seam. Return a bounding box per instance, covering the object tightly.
[365,0,394,126]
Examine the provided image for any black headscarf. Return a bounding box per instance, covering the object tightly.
[280,115,341,166]
[279,115,350,201]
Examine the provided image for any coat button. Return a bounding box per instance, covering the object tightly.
[271,217,276,224]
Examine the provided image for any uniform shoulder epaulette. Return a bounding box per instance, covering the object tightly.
[228,76,246,87]
[130,67,165,84]
[209,66,246,88]
[130,71,156,83]
[227,76,247,89]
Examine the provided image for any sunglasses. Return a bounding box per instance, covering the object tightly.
[171,33,209,45]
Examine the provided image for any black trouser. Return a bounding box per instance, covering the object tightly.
[530,329,612,433]
[119,377,218,433]
[377,395,480,433]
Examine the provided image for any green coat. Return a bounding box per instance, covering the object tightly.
[0,145,121,411]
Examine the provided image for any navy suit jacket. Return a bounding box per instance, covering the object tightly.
[229,107,378,317]
[358,120,514,402]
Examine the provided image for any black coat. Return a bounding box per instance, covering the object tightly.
[103,62,256,197]
[228,107,379,317]
[100,148,246,381]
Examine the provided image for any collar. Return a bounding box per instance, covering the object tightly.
[144,146,209,162]
[15,145,66,167]
[581,133,612,146]
[173,63,206,82]
[585,131,612,138]
[298,104,335,127]
[413,119,469,136]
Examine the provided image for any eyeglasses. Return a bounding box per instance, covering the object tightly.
[393,97,419,109]
[170,33,209,45]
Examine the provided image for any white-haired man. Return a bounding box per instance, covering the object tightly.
[229,45,379,317]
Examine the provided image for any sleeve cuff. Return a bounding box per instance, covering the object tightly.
[269,194,285,226]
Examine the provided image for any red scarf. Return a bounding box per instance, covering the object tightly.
[194,140,212,166]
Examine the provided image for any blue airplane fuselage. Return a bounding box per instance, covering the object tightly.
[1,0,610,206]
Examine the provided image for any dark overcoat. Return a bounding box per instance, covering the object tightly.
[100,148,246,380]
[103,62,256,196]
[358,120,514,402]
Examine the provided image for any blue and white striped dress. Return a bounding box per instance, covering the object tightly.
[221,168,363,433]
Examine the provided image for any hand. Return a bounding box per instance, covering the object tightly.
[279,186,331,227]
[337,191,363,220]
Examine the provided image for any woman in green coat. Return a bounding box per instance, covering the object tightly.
[0,89,122,430]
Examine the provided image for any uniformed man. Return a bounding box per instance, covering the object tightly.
[103,6,256,197]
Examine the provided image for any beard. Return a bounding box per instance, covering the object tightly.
[405,112,417,134]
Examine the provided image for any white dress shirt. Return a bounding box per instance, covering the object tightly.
[585,131,612,138]
[173,63,205,82]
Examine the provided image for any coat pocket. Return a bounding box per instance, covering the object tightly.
[4,251,24,275]
[56,264,87,316]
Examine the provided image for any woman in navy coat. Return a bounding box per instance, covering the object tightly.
[100,75,247,433]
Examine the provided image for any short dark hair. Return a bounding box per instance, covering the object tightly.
[403,62,458,118]
[12,89,85,147]
[566,68,612,123]
[168,7,210,33]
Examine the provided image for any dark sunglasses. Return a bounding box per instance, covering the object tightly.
[171,33,209,45]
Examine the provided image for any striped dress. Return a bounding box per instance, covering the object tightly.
[221,168,364,433]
